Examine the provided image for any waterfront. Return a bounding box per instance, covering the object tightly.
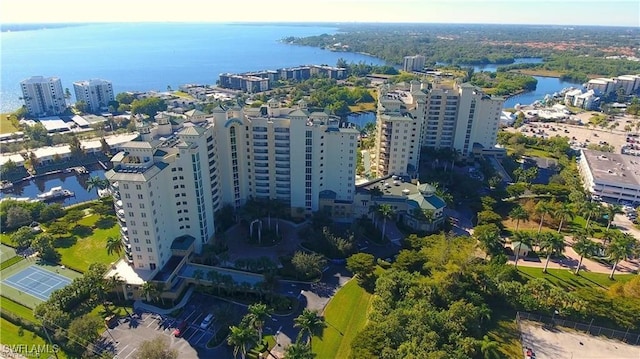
[0,23,385,112]
[0,166,104,206]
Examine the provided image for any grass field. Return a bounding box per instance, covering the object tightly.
[1,233,15,247]
[0,256,24,270]
[0,244,17,262]
[0,296,38,323]
[517,266,633,290]
[0,113,20,134]
[312,279,372,359]
[54,214,120,272]
[0,318,68,359]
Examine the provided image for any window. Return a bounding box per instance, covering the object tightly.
[133,238,139,243]
[137,194,143,199]
[136,184,142,190]
[126,203,132,208]
[139,203,145,209]
[135,246,141,252]
[147,248,153,253]
[146,239,151,244]
[125,193,131,199]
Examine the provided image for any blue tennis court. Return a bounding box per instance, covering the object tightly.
[3,266,72,301]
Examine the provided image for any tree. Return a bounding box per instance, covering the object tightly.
[227,324,258,359]
[65,210,84,225]
[480,335,500,359]
[116,92,135,105]
[580,201,601,229]
[67,314,102,352]
[474,223,502,259]
[131,97,167,118]
[47,221,69,237]
[607,233,636,280]
[10,226,35,248]
[106,273,125,301]
[605,204,624,231]
[245,303,272,343]
[75,100,89,113]
[193,269,204,284]
[141,281,160,302]
[284,342,315,359]
[506,182,527,199]
[106,236,124,256]
[6,206,32,229]
[31,233,60,262]
[293,309,326,350]
[539,231,565,273]
[38,203,65,222]
[0,159,17,175]
[291,251,327,280]
[377,204,394,241]
[572,233,596,275]
[135,336,177,359]
[68,135,85,158]
[555,203,575,233]
[535,201,554,234]
[346,253,376,288]
[100,137,112,154]
[509,205,529,231]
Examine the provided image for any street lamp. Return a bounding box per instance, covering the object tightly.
[551,310,559,325]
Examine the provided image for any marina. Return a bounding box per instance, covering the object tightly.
[0,165,105,206]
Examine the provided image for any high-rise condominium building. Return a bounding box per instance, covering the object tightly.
[20,76,66,117]
[403,55,426,72]
[374,81,503,177]
[73,79,114,112]
[105,101,358,283]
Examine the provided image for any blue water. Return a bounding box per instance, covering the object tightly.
[0,23,384,112]
[0,167,106,205]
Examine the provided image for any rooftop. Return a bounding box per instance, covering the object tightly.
[582,149,640,188]
[105,258,153,285]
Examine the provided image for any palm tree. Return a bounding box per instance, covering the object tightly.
[227,324,258,359]
[555,203,575,233]
[605,204,624,231]
[376,204,394,242]
[86,176,109,193]
[293,309,326,350]
[106,236,124,256]
[105,273,125,301]
[284,342,314,359]
[141,281,159,302]
[512,230,533,269]
[480,335,500,359]
[193,269,204,285]
[607,233,637,280]
[539,231,565,273]
[535,201,554,234]
[580,201,601,229]
[245,303,272,344]
[509,205,529,231]
[572,233,596,275]
[474,224,502,259]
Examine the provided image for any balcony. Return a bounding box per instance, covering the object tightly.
[274,135,289,141]
[275,156,290,162]
[120,227,128,236]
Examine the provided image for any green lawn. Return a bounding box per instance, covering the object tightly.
[517,266,633,290]
[0,256,23,270]
[54,214,120,272]
[312,279,372,359]
[0,318,70,359]
[0,113,20,134]
[0,296,38,323]
[1,233,16,246]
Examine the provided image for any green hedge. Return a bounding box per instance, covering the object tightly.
[0,256,23,270]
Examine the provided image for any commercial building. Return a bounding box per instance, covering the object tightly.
[403,55,426,72]
[586,78,617,96]
[373,81,503,177]
[20,76,66,117]
[578,149,640,203]
[73,79,114,112]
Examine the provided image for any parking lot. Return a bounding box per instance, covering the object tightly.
[103,304,217,359]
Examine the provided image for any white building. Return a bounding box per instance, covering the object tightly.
[564,88,583,106]
[586,78,616,96]
[20,76,66,117]
[578,150,640,203]
[104,102,358,290]
[403,55,426,72]
[73,79,114,113]
[373,81,503,177]
[616,75,640,95]
[574,90,597,110]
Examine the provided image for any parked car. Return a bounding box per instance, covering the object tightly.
[200,313,214,329]
[173,321,187,337]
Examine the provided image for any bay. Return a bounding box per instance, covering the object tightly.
[0,23,385,113]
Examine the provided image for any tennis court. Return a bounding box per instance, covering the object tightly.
[3,266,72,301]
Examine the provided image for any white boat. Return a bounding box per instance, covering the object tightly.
[0,181,13,190]
[37,186,74,201]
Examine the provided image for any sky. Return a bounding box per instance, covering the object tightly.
[1,0,638,27]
